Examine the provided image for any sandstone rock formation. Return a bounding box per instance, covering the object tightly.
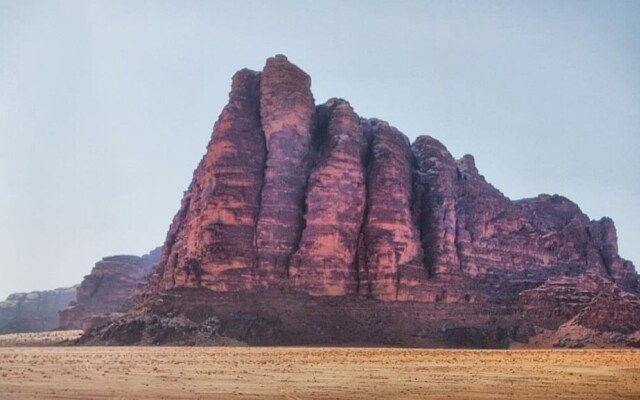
[82,55,639,348]
[0,287,76,334]
[289,99,367,296]
[59,248,160,330]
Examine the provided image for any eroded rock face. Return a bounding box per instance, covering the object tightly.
[290,99,367,296]
[92,55,638,347]
[254,55,316,281]
[0,287,76,334]
[156,69,265,292]
[358,120,423,300]
[59,248,160,330]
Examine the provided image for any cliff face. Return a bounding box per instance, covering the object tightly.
[0,287,76,334]
[59,248,160,330]
[84,55,639,348]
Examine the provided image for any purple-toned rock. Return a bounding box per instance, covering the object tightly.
[59,248,160,330]
[155,68,265,291]
[357,120,423,300]
[254,55,316,280]
[290,99,367,296]
[81,55,639,348]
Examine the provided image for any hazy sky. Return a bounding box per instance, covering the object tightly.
[0,0,638,300]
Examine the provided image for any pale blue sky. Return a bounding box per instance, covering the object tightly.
[1,0,638,299]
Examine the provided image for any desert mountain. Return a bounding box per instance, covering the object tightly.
[0,287,77,334]
[0,248,160,335]
[81,55,639,348]
[59,248,161,331]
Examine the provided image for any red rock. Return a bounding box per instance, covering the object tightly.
[289,99,367,296]
[59,248,160,330]
[358,119,423,299]
[81,55,639,348]
[254,55,316,280]
[412,135,468,278]
[155,69,265,291]
[587,217,638,292]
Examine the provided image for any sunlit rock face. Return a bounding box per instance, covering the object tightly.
[87,55,639,348]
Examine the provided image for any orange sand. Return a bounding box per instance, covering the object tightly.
[1,346,639,399]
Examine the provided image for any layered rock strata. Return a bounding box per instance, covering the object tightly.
[0,287,76,334]
[59,248,160,330]
[289,99,367,296]
[255,56,316,281]
[87,55,638,347]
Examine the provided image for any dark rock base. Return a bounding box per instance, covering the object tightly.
[78,288,542,348]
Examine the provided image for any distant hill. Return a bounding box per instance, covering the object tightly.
[0,287,77,334]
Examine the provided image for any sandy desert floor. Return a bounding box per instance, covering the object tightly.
[0,330,83,347]
[0,343,639,399]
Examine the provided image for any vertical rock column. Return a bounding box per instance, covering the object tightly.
[411,136,462,278]
[588,217,639,292]
[196,69,266,290]
[158,69,265,290]
[255,55,316,280]
[360,120,422,299]
[290,99,367,295]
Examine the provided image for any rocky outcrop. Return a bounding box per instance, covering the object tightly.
[0,287,76,334]
[254,55,316,281]
[155,70,264,292]
[59,248,160,330]
[290,99,367,296]
[83,55,639,348]
[358,119,423,300]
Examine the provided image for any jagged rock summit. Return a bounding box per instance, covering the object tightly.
[83,55,639,348]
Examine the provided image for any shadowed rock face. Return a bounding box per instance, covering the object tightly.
[255,55,316,281]
[59,248,160,330]
[87,55,639,348]
[0,287,77,334]
[358,119,423,300]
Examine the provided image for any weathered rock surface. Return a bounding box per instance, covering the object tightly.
[290,99,367,296]
[84,55,639,348]
[0,287,77,334]
[358,119,423,300]
[155,69,265,292]
[254,55,316,281]
[59,248,160,330]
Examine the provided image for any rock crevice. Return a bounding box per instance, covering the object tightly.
[95,55,640,348]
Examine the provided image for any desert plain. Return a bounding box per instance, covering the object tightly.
[0,332,638,400]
